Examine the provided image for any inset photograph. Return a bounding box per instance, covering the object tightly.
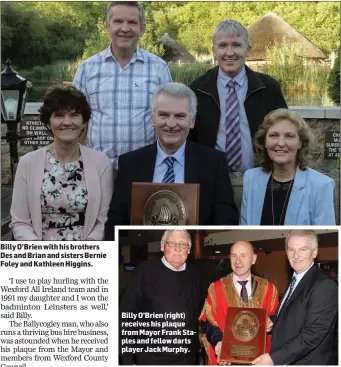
[118,229,338,365]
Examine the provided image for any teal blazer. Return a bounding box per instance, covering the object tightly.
[240,167,336,225]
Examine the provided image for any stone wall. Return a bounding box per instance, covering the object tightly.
[1,104,340,223]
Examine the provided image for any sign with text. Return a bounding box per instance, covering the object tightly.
[324,131,340,159]
[20,115,53,147]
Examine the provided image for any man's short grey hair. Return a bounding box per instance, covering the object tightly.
[285,230,319,250]
[152,82,197,118]
[213,19,250,48]
[161,229,192,250]
[107,1,146,26]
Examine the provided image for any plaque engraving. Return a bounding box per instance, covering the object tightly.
[144,190,187,225]
[130,183,199,225]
[232,310,259,342]
[231,345,256,357]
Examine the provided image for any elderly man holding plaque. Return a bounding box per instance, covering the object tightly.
[200,241,279,365]
[252,230,338,365]
[120,229,206,365]
[105,82,238,239]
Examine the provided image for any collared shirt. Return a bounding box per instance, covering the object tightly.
[232,273,252,300]
[278,262,314,313]
[153,140,186,183]
[161,256,186,271]
[73,45,172,169]
[216,67,254,173]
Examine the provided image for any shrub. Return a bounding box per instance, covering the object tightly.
[264,42,328,92]
[169,63,212,85]
[30,61,75,81]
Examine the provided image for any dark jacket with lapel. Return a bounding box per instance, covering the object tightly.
[270,265,338,365]
[105,141,238,239]
[188,65,288,146]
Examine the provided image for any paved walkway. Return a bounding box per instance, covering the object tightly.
[1,185,12,240]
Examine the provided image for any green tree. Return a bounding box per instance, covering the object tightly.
[81,18,109,61]
[1,2,49,67]
[327,49,340,105]
[82,3,165,60]
[2,1,339,69]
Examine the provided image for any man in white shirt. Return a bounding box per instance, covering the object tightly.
[200,240,279,364]
[253,230,338,365]
[73,1,172,171]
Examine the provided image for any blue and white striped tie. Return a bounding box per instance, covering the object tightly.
[225,79,242,171]
[162,157,176,183]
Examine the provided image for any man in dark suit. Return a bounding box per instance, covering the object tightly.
[189,19,287,173]
[252,230,338,365]
[105,82,238,239]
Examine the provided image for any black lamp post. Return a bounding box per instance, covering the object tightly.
[1,59,30,184]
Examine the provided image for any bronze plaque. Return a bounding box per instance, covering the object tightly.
[130,182,199,225]
[219,307,267,364]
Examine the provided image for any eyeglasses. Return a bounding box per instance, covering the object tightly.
[165,241,189,250]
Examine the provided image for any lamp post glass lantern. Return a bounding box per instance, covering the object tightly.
[1,59,29,123]
[1,59,30,184]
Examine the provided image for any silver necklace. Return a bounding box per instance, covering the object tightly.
[271,175,294,225]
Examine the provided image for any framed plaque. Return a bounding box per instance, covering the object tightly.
[130,182,199,225]
[219,307,267,365]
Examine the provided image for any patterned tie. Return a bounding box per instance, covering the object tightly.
[162,157,176,183]
[277,276,297,316]
[237,280,248,303]
[225,80,242,171]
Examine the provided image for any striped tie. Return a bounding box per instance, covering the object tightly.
[162,157,176,183]
[225,80,242,171]
[276,276,297,317]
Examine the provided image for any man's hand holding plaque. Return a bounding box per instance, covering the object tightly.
[215,315,273,365]
[219,307,267,365]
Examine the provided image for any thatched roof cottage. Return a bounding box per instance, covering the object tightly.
[157,33,196,63]
[247,13,327,61]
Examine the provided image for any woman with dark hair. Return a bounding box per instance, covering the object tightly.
[241,108,335,225]
[10,85,113,240]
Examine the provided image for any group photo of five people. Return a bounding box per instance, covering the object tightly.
[10,1,337,240]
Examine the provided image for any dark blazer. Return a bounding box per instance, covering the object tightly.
[270,265,338,365]
[105,141,238,239]
[188,65,288,146]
